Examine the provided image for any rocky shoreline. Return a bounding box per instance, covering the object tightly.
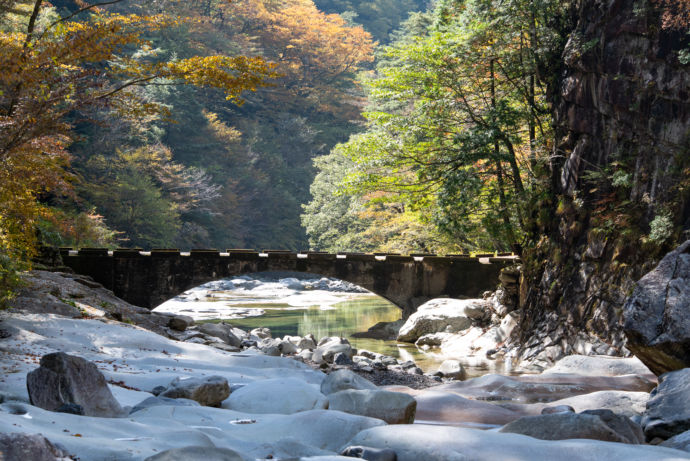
[1,269,690,460]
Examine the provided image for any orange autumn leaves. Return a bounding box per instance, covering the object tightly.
[212,0,375,111]
[0,1,276,265]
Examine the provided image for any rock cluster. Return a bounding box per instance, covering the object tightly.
[7,303,690,461]
[395,295,520,372]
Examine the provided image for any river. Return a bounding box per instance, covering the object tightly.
[154,272,454,372]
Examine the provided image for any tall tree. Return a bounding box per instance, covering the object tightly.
[304,0,564,251]
[0,0,273,293]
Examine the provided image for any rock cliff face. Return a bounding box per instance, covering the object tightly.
[513,0,690,368]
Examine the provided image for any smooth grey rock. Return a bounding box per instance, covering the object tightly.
[328,389,416,424]
[198,323,242,347]
[26,352,125,417]
[431,372,655,404]
[259,338,282,356]
[0,432,71,461]
[250,327,272,339]
[397,298,488,342]
[661,430,690,452]
[151,385,167,396]
[581,409,645,444]
[298,336,317,350]
[358,350,379,360]
[541,405,575,415]
[543,355,653,377]
[438,360,466,380]
[259,338,297,355]
[320,369,377,395]
[298,350,314,361]
[623,240,690,375]
[280,339,299,355]
[500,411,644,444]
[159,376,230,407]
[129,396,200,414]
[169,315,195,331]
[144,446,245,461]
[313,337,354,364]
[547,390,650,418]
[341,445,397,461]
[223,378,328,414]
[334,352,354,366]
[642,368,690,439]
[347,419,690,461]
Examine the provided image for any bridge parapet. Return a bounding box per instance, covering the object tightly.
[59,248,518,317]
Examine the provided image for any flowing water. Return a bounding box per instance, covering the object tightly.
[154,272,456,372]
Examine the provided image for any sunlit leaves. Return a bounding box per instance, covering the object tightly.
[0,0,274,268]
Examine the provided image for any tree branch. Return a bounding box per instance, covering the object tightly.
[35,0,128,44]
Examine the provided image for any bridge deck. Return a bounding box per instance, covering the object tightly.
[59,248,519,317]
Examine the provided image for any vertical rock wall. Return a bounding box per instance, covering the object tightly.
[514,0,690,369]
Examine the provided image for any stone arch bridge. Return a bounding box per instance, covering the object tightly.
[60,248,517,318]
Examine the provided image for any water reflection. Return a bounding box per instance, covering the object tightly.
[209,296,448,372]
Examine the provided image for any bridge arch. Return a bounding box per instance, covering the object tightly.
[60,249,514,318]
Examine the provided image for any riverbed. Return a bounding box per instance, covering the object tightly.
[153,272,457,372]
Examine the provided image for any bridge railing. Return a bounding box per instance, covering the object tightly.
[59,247,519,264]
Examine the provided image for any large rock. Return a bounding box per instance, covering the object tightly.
[397,299,488,343]
[222,378,328,414]
[198,323,242,347]
[144,446,245,461]
[312,337,354,364]
[0,432,71,461]
[129,396,200,414]
[169,315,195,331]
[662,430,690,452]
[431,372,655,404]
[346,424,690,461]
[328,389,416,424]
[547,390,650,418]
[623,240,690,375]
[159,376,230,407]
[259,338,298,356]
[543,355,654,377]
[26,352,125,417]
[642,368,690,439]
[320,369,377,395]
[411,390,533,426]
[500,410,644,444]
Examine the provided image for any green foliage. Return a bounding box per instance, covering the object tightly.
[649,211,675,243]
[62,0,376,251]
[314,0,425,43]
[0,249,24,309]
[83,164,180,249]
[304,0,566,252]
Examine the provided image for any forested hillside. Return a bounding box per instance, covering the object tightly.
[303,0,565,253]
[57,0,375,251]
[1,0,688,326]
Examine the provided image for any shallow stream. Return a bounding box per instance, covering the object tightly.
[154,272,495,374]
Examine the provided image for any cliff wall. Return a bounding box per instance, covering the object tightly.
[514,0,690,368]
